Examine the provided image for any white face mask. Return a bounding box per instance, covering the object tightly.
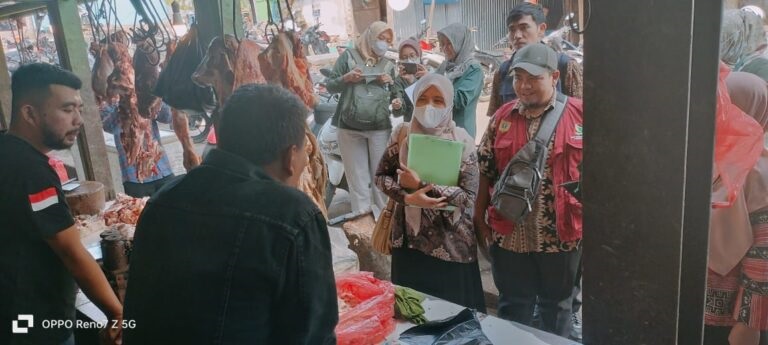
[405,57,420,64]
[372,40,389,57]
[413,104,450,129]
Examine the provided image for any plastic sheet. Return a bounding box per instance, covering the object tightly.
[712,63,764,208]
[399,308,492,345]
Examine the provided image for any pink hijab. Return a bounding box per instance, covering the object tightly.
[709,71,768,275]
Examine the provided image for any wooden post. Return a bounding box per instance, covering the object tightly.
[576,0,584,45]
[582,0,719,343]
[0,40,11,130]
[48,0,115,198]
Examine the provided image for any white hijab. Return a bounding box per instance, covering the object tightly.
[401,74,474,232]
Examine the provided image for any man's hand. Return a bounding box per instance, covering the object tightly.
[46,227,123,341]
[183,149,200,171]
[404,185,448,209]
[473,214,492,249]
[397,163,421,190]
[342,68,363,84]
[99,320,123,345]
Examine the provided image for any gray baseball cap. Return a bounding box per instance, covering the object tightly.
[512,43,558,76]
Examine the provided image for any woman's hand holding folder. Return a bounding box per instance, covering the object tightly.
[404,185,448,209]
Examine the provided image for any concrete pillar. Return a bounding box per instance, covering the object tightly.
[582,0,720,343]
[48,0,115,198]
[0,40,11,130]
[193,0,243,49]
[677,1,723,342]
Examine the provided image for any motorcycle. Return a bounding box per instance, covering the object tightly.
[187,110,213,144]
[307,68,344,209]
[542,19,583,65]
[301,23,331,55]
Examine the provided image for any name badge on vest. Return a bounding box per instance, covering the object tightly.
[572,123,583,140]
[499,120,512,133]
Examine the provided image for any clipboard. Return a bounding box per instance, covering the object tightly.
[406,134,463,212]
[407,134,463,186]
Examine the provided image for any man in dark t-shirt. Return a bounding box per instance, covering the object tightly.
[0,63,122,345]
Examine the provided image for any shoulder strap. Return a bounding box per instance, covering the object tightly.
[533,93,568,146]
[557,53,570,88]
[397,123,409,146]
[348,48,363,65]
[500,59,513,77]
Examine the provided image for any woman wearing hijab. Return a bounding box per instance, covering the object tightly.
[704,72,768,345]
[375,73,485,312]
[392,39,428,122]
[436,23,484,138]
[720,10,768,82]
[326,21,398,221]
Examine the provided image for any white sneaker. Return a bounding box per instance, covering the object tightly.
[570,312,582,342]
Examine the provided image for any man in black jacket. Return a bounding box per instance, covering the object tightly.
[487,2,583,118]
[123,84,338,345]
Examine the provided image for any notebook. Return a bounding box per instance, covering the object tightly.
[407,133,464,185]
[406,134,464,211]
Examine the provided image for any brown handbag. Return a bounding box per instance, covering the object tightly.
[372,198,396,254]
[372,125,410,255]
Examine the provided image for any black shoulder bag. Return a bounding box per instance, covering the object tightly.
[491,93,568,223]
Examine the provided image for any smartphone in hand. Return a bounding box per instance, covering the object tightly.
[401,62,418,74]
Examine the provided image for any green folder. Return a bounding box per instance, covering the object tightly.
[406,133,464,187]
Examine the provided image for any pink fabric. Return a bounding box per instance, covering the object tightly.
[711,63,764,208]
[709,67,768,275]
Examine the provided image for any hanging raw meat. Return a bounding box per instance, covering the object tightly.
[300,128,328,216]
[258,31,317,109]
[233,38,267,88]
[133,37,162,119]
[258,31,326,215]
[160,39,177,70]
[107,41,162,182]
[193,35,239,108]
[91,42,114,104]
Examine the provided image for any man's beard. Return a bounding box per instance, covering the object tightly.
[520,100,548,109]
[42,124,79,150]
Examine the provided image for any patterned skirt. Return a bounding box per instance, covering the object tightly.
[705,211,768,330]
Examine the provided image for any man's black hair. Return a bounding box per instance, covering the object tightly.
[217,84,307,166]
[507,2,546,27]
[11,63,82,119]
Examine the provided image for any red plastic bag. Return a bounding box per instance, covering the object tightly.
[712,63,764,208]
[335,272,396,345]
